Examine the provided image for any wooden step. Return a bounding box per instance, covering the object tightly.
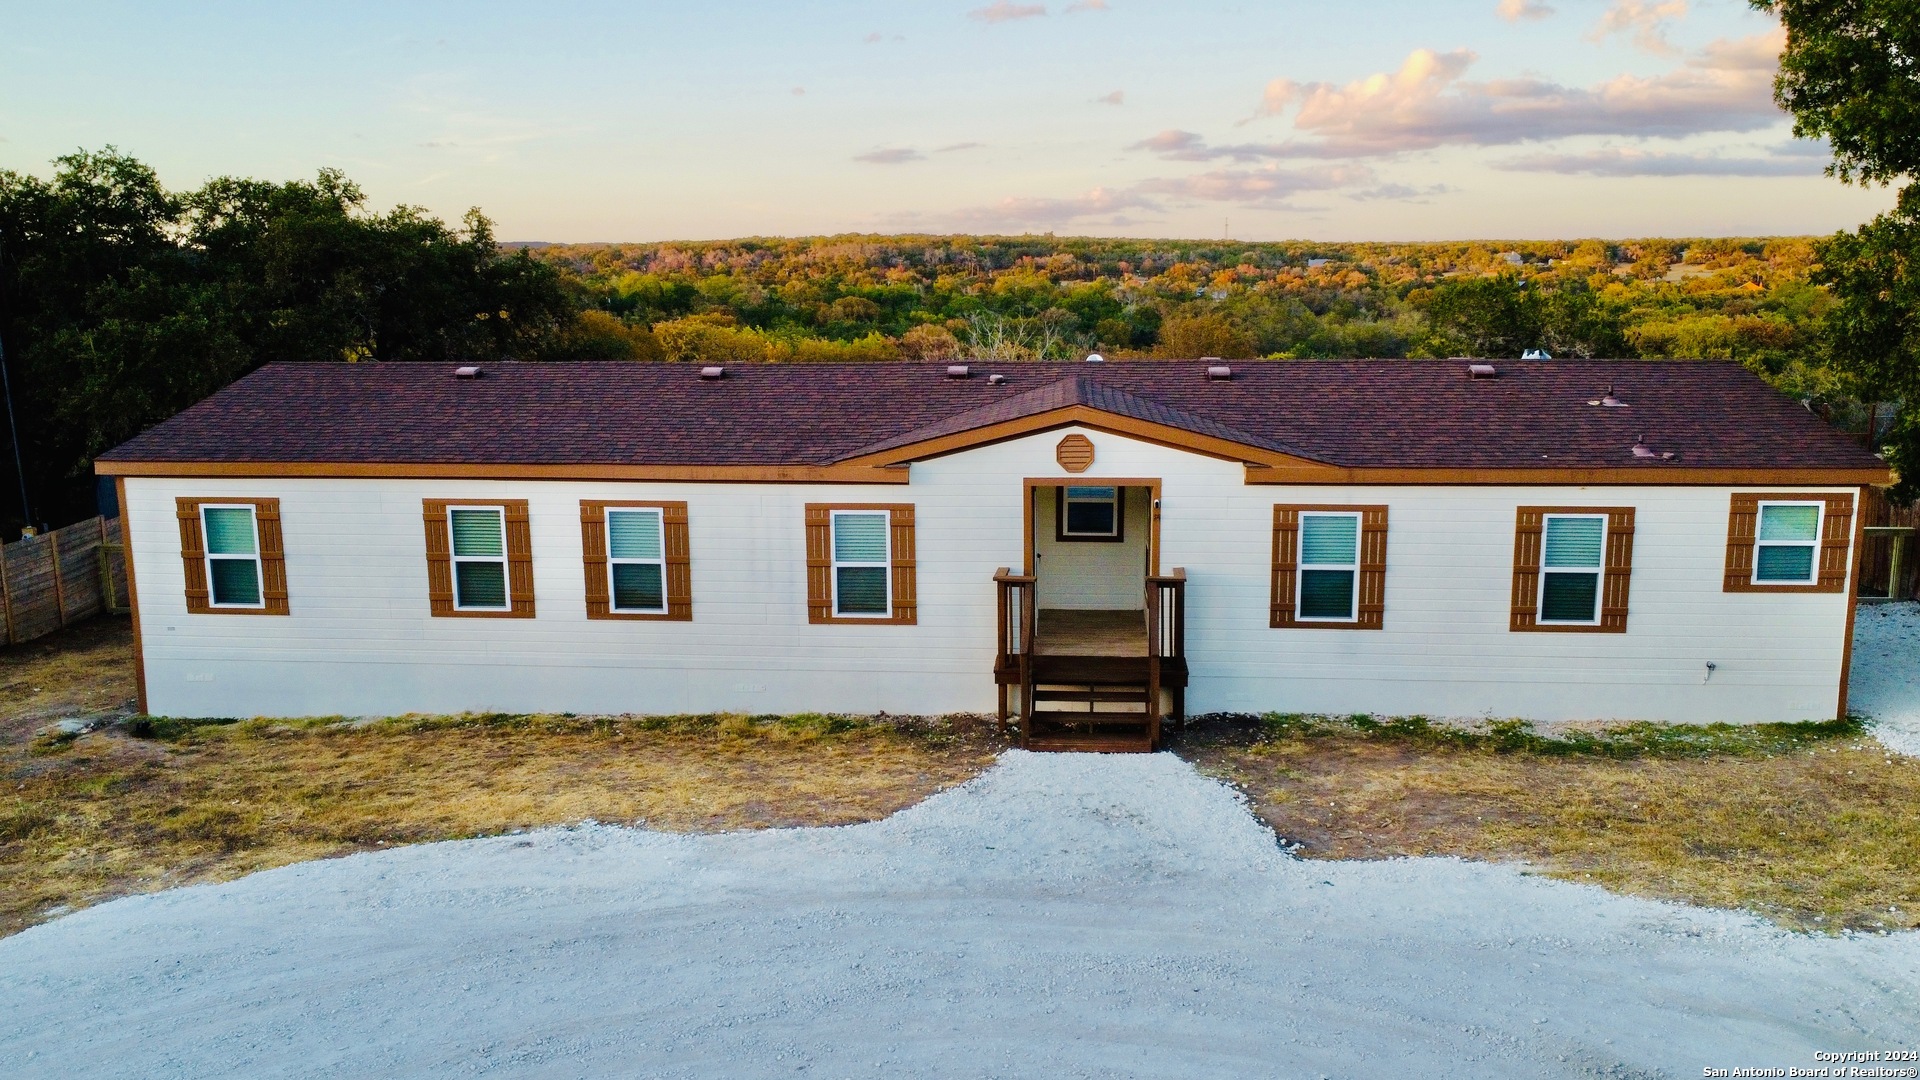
[1025,735,1155,754]
[1031,688,1150,704]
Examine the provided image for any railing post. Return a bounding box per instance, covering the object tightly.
[1019,582,1034,748]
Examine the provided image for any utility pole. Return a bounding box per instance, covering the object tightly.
[0,237,33,532]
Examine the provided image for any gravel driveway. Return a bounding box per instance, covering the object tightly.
[1854,601,1920,756]
[2,750,1915,1079]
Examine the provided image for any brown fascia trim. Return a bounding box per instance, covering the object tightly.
[1243,464,1893,487]
[95,461,913,484]
[833,406,1327,471]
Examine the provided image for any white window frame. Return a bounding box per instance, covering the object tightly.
[1538,513,1607,626]
[1295,511,1361,623]
[1060,485,1122,539]
[200,503,265,610]
[606,507,669,614]
[830,509,892,619]
[448,505,511,611]
[1752,500,1824,586]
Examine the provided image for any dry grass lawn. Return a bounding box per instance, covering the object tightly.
[1,619,1002,938]
[1181,714,1920,933]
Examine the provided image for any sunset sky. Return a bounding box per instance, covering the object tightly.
[0,0,1899,241]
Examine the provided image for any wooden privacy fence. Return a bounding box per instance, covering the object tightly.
[0,516,128,647]
[1859,487,1919,602]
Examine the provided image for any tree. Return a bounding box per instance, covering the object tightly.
[1756,0,1920,498]
[1420,276,1544,358]
[0,149,582,531]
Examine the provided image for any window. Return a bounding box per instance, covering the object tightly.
[422,499,534,618]
[832,510,891,617]
[805,504,916,625]
[1753,502,1821,585]
[1058,485,1123,541]
[176,497,289,615]
[449,507,510,610]
[1297,512,1360,621]
[1538,514,1606,624]
[1723,492,1853,594]
[1510,506,1634,633]
[1270,505,1388,630]
[606,508,667,612]
[201,505,264,608]
[580,501,691,621]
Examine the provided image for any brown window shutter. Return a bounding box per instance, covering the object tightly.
[1599,507,1635,633]
[805,504,833,624]
[1724,493,1759,591]
[1510,507,1544,632]
[502,500,536,618]
[177,498,211,613]
[579,501,610,618]
[254,499,290,616]
[1817,491,1855,592]
[889,505,917,624]
[1270,506,1299,628]
[422,500,455,617]
[1357,505,1389,630]
[664,502,693,620]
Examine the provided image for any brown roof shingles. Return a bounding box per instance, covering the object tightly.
[96,359,1886,472]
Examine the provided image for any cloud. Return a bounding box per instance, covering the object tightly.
[791,86,806,96]
[1347,182,1454,201]
[854,147,926,164]
[936,141,986,153]
[969,2,1046,24]
[1495,146,1822,176]
[1137,163,1375,205]
[1097,90,1125,106]
[1588,0,1689,55]
[1496,0,1554,22]
[1066,0,1110,11]
[947,186,1161,226]
[1248,30,1783,156]
[863,31,884,43]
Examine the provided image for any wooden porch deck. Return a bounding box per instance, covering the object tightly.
[993,598,1188,754]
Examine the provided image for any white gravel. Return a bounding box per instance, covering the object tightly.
[1854,601,1920,756]
[2,750,1916,1079]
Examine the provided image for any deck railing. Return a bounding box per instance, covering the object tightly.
[1145,568,1187,745]
[992,567,1036,739]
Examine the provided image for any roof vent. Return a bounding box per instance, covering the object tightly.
[699,366,725,380]
[1521,348,1552,360]
[946,364,971,379]
[453,365,481,379]
[1588,383,1628,407]
[1085,353,1105,364]
[1468,363,1498,379]
[1206,364,1233,381]
[988,373,1008,385]
[1631,434,1677,461]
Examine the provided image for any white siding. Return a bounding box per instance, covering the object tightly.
[123,426,1854,723]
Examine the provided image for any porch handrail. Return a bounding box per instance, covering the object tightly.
[1145,568,1186,747]
[993,568,1037,744]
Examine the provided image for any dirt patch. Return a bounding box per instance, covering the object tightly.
[0,617,137,743]
[1178,714,1920,932]
[0,618,1005,937]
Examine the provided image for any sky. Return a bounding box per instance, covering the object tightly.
[0,0,1900,242]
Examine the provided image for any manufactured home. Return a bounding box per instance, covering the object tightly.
[96,359,1889,751]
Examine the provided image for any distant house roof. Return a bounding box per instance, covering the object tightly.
[96,359,1888,483]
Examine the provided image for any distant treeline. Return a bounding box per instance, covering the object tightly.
[0,149,1891,531]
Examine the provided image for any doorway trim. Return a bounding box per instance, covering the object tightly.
[1022,477,1161,577]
